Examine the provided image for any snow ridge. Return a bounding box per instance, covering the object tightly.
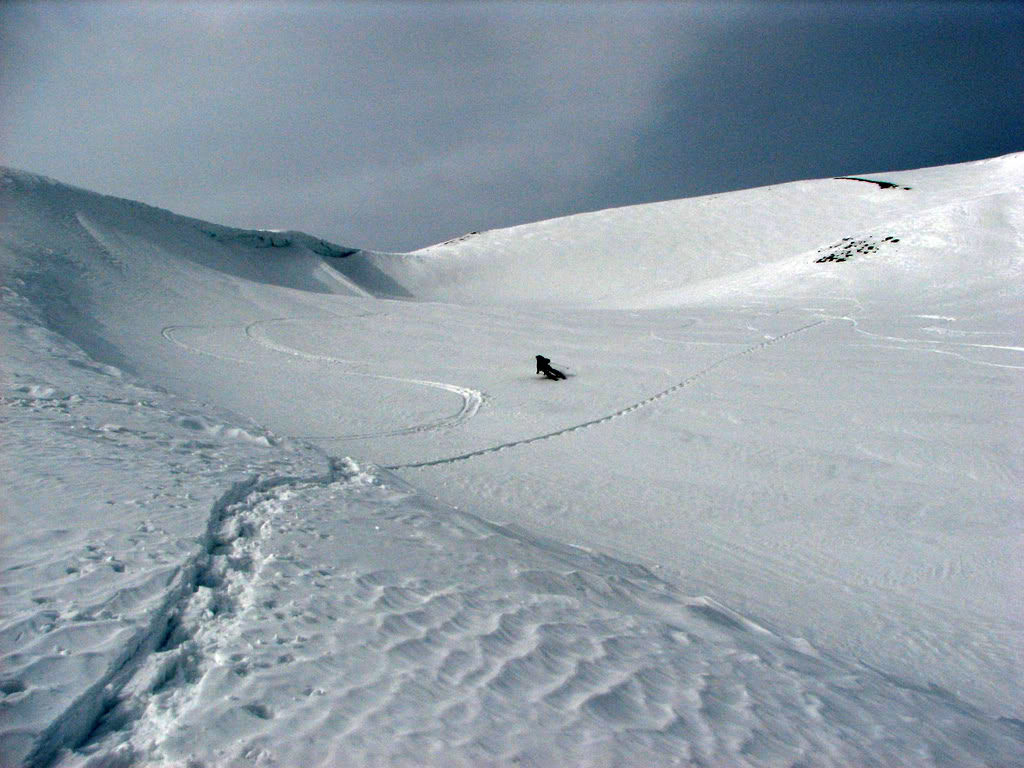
[195,224,360,260]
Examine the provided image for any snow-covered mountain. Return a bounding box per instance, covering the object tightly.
[1,155,1021,766]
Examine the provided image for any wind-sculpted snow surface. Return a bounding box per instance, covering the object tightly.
[51,462,1024,767]
[2,307,1020,766]
[2,155,1023,765]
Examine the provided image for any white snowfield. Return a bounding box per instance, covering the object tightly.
[1,154,1021,767]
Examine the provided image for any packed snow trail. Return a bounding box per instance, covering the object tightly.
[385,318,826,469]
[0,307,337,768]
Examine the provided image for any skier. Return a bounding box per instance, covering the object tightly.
[536,355,566,380]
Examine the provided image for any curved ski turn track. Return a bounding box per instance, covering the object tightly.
[161,318,484,440]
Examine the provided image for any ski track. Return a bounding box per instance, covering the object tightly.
[243,319,484,438]
[160,319,484,440]
[827,315,1024,371]
[386,319,827,470]
[161,325,256,366]
[648,331,746,347]
[851,342,1024,371]
[54,459,356,767]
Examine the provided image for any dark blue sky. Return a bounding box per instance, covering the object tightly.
[2,2,1021,251]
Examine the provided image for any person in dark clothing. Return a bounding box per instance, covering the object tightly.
[536,355,566,380]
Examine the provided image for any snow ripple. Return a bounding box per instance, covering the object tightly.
[66,461,1024,766]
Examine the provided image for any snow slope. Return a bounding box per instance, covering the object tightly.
[1,155,1022,766]
[359,152,1024,308]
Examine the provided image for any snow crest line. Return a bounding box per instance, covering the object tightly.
[386,319,827,470]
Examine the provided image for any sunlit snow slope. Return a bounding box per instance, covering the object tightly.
[2,155,1022,767]
[363,154,1023,308]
